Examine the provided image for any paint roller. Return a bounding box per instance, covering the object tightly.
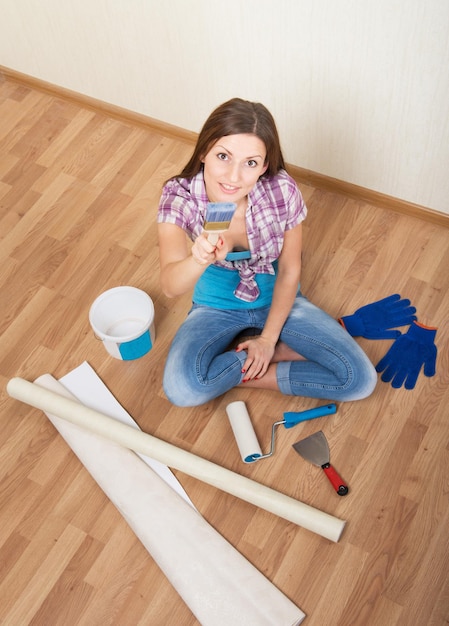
[226,401,337,463]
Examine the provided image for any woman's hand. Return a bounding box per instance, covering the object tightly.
[158,223,236,297]
[236,336,276,381]
[191,233,229,265]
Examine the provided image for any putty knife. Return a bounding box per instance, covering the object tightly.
[293,431,349,496]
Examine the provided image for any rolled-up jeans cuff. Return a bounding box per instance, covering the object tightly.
[276,361,292,394]
[235,350,248,381]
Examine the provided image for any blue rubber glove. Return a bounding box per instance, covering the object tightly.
[339,294,417,339]
[375,322,437,389]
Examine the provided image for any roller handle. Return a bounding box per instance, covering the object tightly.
[322,463,349,496]
[283,403,337,428]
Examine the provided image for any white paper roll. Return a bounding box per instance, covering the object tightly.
[226,400,263,463]
[6,377,345,542]
[33,374,305,625]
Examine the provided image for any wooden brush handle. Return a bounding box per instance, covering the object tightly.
[207,232,220,245]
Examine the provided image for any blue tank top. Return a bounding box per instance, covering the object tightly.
[193,262,278,310]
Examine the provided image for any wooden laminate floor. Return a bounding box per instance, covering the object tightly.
[0,73,448,625]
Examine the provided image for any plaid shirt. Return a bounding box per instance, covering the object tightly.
[157,170,307,302]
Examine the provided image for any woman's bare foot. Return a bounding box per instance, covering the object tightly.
[271,341,304,363]
[237,363,280,390]
[236,342,304,390]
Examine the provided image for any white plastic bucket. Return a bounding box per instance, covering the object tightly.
[89,286,155,360]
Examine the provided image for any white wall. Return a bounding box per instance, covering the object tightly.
[1,0,448,214]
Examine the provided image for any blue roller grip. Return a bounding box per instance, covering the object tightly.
[339,294,417,339]
[283,403,337,428]
[375,321,437,389]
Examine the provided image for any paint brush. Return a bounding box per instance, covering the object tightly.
[203,202,237,245]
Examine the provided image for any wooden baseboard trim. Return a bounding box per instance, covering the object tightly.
[287,165,449,228]
[0,65,198,144]
[2,65,448,228]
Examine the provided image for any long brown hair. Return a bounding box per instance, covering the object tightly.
[169,98,286,182]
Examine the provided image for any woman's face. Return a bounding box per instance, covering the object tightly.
[202,134,268,205]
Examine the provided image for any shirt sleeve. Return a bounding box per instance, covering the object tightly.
[284,176,308,230]
[157,178,203,239]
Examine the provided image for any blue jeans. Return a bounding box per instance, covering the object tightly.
[163,293,377,407]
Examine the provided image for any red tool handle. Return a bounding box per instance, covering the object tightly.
[321,463,349,496]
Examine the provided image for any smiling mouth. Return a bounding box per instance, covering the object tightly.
[220,183,240,192]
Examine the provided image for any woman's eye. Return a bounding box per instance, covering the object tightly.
[247,159,258,168]
[217,153,228,161]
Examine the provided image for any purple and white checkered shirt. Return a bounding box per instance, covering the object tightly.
[157,169,307,302]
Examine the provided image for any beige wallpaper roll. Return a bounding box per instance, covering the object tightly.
[32,374,305,625]
[7,376,345,542]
